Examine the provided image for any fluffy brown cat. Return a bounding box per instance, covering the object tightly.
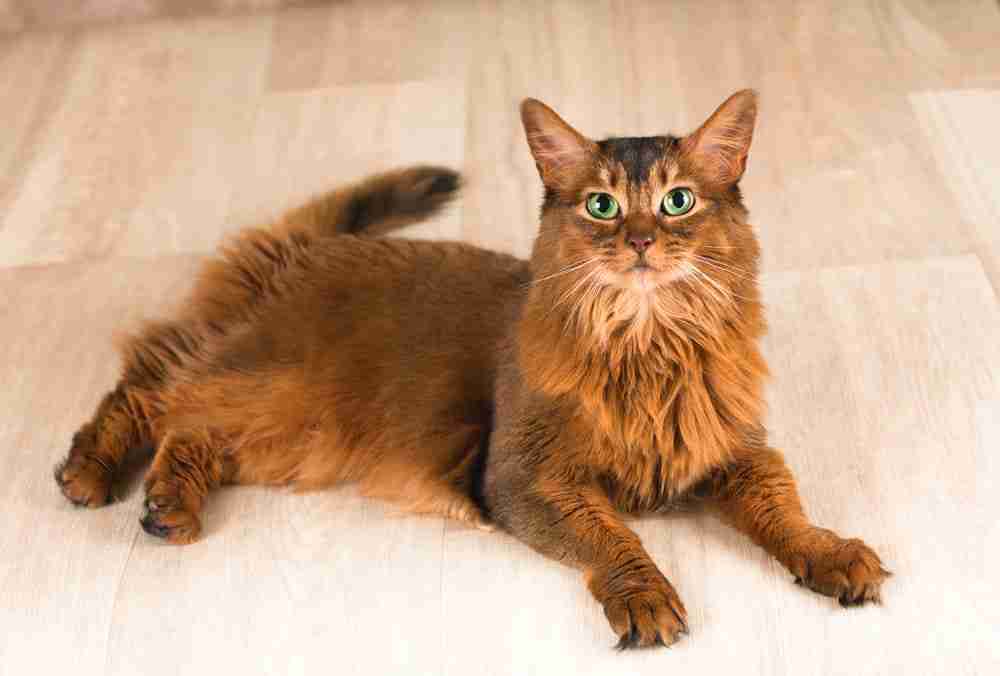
[56,90,889,649]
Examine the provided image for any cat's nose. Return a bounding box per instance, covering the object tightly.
[626,232,656,254]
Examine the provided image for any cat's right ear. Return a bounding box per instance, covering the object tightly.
[520,99,597,188]
[680,89,758,186]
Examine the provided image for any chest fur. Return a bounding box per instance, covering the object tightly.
[568,336,767,512]
[517,286,768,511]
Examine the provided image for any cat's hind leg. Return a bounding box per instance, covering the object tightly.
[55,384,154,507]
[140,430,227,544]
[55,320,202,507]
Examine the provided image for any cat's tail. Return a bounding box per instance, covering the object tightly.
[277,165,461,237]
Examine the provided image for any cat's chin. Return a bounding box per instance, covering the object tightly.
[609,265,685,294]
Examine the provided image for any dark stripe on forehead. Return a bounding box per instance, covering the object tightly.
[597,136,674,184]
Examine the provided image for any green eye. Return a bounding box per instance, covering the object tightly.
[662,188,695,216]
[586,193,620,220]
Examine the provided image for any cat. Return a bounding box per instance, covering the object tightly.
[56,90,889,649]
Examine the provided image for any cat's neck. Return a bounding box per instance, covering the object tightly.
[518,276,759,388]
[516,276,768,453]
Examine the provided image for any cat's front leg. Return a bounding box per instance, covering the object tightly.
[706,445,890,606]
[489,480,688,648]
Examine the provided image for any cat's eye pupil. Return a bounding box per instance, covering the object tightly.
[597,195,610,210]
[671,192,685,208]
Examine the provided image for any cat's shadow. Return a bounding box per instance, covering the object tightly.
[111,452,811,597]
[111,444,155,503]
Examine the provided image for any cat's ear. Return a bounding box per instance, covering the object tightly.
[681,89,758,185]
[520,98,597,187]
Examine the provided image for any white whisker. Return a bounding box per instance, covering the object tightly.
[685,260,756,304]
[529,257,601,286]
[682,261,731,308]
[553,265,603,310]
[690,254,751,280]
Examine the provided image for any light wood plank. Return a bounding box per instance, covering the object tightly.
[105,491,450,676]
[0,31,73,188]
[910,88,1000,296]
[226,79,466,244]
[265,0,473,91]
[0,15,273,267]
[0,0,325,35]
[872,0,1000,88]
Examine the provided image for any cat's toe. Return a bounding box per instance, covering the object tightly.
[790,533,890,607]
[55,456,112,508]
[599,576,688,650]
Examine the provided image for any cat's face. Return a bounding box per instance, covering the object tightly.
[522,91,758,298]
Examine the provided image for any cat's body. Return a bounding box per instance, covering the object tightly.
[58,168,528,530]
[157,234,526,520]
[56,93,888,649]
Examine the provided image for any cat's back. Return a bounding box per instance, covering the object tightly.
[198,231,531,389]
[294,234,530,341]
[307,235,529,305]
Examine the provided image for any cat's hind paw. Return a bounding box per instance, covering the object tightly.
[140,495,202,544]
[55,452,113,508]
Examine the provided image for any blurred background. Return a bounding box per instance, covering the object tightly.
[1,2,998,675]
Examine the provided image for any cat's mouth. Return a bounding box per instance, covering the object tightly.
[598,252,688,291]
[612,257,689,291]
[616,260,665,291]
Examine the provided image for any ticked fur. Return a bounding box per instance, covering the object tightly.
[56,93,888,648]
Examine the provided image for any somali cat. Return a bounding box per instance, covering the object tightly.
[56,90,888,649]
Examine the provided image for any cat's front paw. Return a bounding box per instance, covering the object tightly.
[787,530,890,607]
[593,569,689,649]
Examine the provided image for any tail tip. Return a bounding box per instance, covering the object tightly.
[340,165,463,235]
[405,165,462,204]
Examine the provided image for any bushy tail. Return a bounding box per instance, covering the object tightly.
[277,165,461,237]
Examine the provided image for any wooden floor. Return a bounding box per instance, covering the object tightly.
[2,1,999,674]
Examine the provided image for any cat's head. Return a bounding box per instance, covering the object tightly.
[520,90,759,307]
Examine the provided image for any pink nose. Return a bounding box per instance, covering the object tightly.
[627,233,655,253]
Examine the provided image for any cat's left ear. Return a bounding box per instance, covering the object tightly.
[681,89,758,185]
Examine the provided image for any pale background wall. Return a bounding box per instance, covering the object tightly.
[0,0,323,34]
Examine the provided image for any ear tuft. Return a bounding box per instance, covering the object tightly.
[520,98,596,187]
[681,89,758,185]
